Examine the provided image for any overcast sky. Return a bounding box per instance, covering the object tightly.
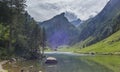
[26,0,109,22]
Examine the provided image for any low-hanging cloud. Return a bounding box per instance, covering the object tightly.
[26,0,109,22]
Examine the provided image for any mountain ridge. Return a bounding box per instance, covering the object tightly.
[39,13,79,48]
[76,0,120,48]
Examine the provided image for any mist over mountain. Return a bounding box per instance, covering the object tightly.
[26,0,109,21]
[64,11,78,22]
[63,11,82,27]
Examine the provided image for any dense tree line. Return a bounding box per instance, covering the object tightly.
[0,0,45,60]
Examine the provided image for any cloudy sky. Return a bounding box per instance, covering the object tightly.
[26,0,109,22]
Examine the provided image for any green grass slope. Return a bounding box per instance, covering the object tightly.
[81,56,120,72]
[79,30,120,54]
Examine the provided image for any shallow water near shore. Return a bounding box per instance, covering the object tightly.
[3,52,120,72]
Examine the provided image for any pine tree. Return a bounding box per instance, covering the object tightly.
[8,0,26,56]
[40,27,46,58]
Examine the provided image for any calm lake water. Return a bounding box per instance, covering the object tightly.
[4,52,120,72]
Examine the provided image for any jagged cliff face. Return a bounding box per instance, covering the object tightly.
[39,13,79,48]
[77,0,120,47]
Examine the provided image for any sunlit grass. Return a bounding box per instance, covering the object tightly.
[59,30,120,54]
[77,30,120,54]
[82,55,120,72]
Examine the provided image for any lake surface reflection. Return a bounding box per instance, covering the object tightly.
[4,52,120,72]
[42,53,114,72]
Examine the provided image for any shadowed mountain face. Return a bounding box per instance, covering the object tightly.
[39,13,79,48]
[71,19,81,27]
[77,0,120,47]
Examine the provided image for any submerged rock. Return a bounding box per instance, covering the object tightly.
[45,57,57,64]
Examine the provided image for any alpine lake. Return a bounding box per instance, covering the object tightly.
[3,52,120,72]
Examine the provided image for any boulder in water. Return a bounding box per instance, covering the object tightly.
[45,57,57,64]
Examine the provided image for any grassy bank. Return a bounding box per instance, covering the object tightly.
[81,55,120,72]
[69,30,120,54]
[79,30,120,54]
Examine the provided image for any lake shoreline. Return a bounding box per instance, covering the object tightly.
[45,51,120,55]
[45,51,120,56]
[75,52,120,55]
[1,52,120,72]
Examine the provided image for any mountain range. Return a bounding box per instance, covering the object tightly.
[39,0,120,51]
[75,0,120,48]
[39,13,79,48]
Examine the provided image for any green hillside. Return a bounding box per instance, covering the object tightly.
[78,30,120,54]
[59,30,120,54]
[76,0,120,48]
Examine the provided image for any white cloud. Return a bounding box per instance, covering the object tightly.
[26,0,109,22]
